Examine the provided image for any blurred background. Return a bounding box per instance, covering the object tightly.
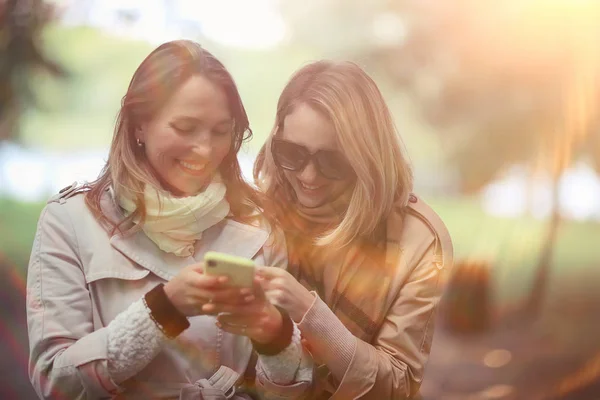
[1,0,599,398]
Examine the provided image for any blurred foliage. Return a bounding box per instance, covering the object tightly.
[280,0,386,58]
[20,24,153,149]
[0,0,68,142]
[430,197,599,299]
[374,1,600,192]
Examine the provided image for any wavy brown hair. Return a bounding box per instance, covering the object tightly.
[86,40,262,234]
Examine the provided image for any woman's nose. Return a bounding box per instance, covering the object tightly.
[190,132,213,159]
[297,160,320,182]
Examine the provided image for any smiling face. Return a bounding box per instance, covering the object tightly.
[280,103,353,208]
[138,74,233,196]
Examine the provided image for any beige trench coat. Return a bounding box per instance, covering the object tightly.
[26,186,311,399]
[296,194,453,399]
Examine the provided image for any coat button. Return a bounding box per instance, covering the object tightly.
[409,194,417,203]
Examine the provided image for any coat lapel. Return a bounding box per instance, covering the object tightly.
[109,230,189,281]
[102,189,269,280]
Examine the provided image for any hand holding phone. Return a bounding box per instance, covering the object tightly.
[203,251,255,288]
[202,253,281,343]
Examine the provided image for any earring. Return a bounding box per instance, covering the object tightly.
[136,138,144,147]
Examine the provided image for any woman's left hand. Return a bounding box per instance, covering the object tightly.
[255,266,315,323]
[202,280,283,344]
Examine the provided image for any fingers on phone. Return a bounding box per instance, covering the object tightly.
[203,288,252,307]
[256,266,282,280]
[194,275,229,289]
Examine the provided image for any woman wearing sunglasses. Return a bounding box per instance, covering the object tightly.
[252,61,454,399]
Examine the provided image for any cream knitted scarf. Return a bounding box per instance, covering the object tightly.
[118,175,230,257]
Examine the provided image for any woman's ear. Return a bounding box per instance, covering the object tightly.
[135,124,143,140]
[135,123,148,144]
[134,125,148,148]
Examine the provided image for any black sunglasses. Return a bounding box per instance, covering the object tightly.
[271,138,354,180]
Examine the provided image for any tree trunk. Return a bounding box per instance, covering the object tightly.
[524,173,562,318]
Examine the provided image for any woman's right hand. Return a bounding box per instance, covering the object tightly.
[255,266,315,322]
[163,263,248,317]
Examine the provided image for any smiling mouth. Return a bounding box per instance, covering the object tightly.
[299,181,326,192]
[178,160,207,175]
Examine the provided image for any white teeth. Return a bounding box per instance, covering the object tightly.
[300,182,321,190]
[180,161,205,171]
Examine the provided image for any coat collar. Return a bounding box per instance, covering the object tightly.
[101,188,269,281]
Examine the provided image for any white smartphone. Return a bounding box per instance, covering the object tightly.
[203,251,255,287]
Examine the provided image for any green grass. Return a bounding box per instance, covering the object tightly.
[0,198,45,271]
[427,196,600,307]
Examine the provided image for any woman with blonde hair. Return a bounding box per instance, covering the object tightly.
[250,61,453,399]
[26,40,311,399]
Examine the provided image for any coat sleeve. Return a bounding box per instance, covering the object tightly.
[299,234,452,399]
[27,202,124,399]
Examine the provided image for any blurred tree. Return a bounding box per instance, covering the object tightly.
[279,0,393,58]
[0,0,67,142]
[372,1,600,187]
[372,1,599,319]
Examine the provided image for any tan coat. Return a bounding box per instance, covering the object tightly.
[26,186,309,399]
[296,194,453,399]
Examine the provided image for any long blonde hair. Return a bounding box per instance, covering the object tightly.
[86,40,262,233]
[254,60,413,249]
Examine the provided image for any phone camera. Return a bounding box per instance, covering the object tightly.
[207,260,216,267]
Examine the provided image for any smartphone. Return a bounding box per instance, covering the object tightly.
[203,251,255,287]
